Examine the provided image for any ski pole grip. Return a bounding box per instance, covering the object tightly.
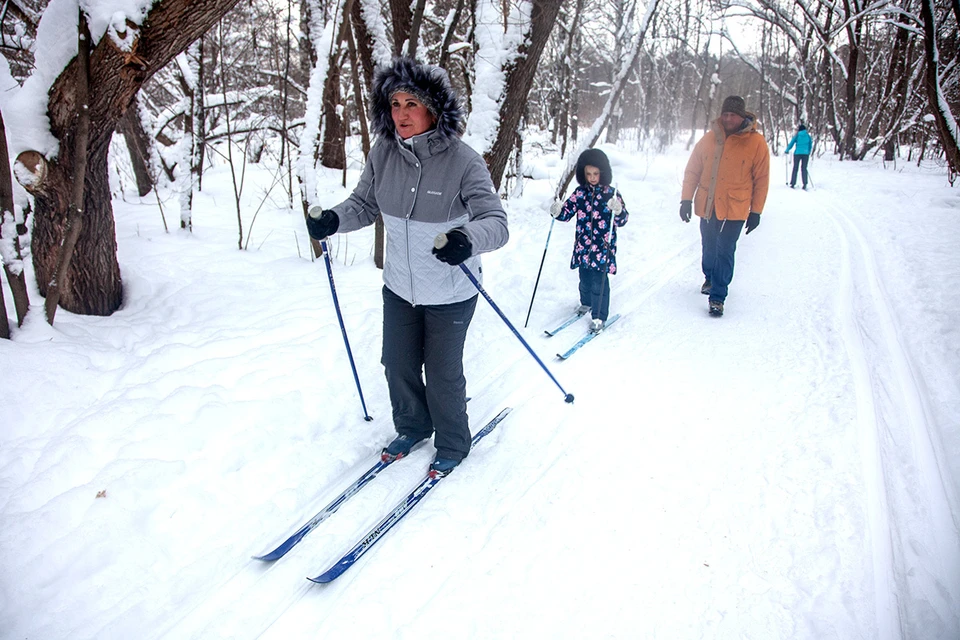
[308,205,324,220]
[434,233,449,250]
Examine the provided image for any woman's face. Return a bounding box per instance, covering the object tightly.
[391,92,436,139]
[585,165,601,186]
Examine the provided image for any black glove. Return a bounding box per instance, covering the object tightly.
[432,229,472,266]
[306,207,340,240]
[745,212,761,235]
[679,200,692,223]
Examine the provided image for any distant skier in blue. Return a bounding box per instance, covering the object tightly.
[786,124,812,189]
[550,148,629,333]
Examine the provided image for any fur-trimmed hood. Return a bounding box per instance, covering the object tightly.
[575,148,613,186]
[370,57,465,141]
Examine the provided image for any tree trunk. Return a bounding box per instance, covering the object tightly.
[351,0,376,88]
[320,51,346,169]
[389,0,412,56]
[344,12,382,269]
[0,112,30,328]
[438,0,467,69]
[921,0,960,179]
[320,0,357,170]
[0,274,8,337]
[23,0,244,317]
[43,9,94,323]
[841,2,861,160]
[484,0,562,190]
[406,0,427,58]
[119,101,154,197]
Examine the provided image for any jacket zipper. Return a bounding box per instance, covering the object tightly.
[403,140,423,305]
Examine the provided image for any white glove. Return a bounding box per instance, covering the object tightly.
[549,200,563,218]
[608,197,623,215]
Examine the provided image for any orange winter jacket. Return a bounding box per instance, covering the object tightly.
[682,115,770,221]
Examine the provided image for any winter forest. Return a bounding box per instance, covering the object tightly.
[0,0,957,327]
[2,0,960,639]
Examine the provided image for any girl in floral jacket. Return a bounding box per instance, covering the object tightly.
[550,148,629,332]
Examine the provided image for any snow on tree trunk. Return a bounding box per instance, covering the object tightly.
[297,0,335,215]
[464,0,561,190]
[19,0,244,317]
[174,45,201,231]
[0,111,29,331]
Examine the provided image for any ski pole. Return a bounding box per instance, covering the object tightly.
[435,234,574,404]
[601,187,621,316]
[320,239,373,422]
[523,216,556,328]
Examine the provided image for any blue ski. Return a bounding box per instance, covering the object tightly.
[307,407,512,584]
[253,448,419,561]
[556,314,621,360]
[543,310,588,337]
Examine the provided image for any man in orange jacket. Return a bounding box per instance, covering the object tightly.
[680,95,770,317]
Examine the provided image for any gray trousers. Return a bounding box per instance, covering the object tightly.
[381,286,477,461]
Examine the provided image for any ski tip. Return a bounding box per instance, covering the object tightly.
[308,568,341,584]
[252,551,282,562]
[564,393,575,404]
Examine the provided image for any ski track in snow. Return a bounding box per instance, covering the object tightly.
[823,194,960,639]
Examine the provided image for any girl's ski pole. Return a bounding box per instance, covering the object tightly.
[435,234,574,404]
[320,239,373,422]
[523,216,557,328]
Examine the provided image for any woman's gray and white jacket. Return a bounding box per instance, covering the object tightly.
[330,130,509,306]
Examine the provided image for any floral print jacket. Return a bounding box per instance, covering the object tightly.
[556,184,629,274]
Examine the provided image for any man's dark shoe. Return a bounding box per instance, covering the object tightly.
[708,299,724,317]
[701,279,711,295]
[382,435,425,462]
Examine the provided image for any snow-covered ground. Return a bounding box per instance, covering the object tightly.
[2,138,958,639]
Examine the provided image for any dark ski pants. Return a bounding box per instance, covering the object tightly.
[381,286,477,461]
[578,267,611,321]
[700,217,745,303]
[791,154,809,187]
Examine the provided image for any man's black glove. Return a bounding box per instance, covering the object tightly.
[306,206,340,240]
[745,212,761,235]
[679,200,692,223]
[432,229,472,266]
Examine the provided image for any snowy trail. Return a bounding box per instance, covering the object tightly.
[4,150,959,640]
